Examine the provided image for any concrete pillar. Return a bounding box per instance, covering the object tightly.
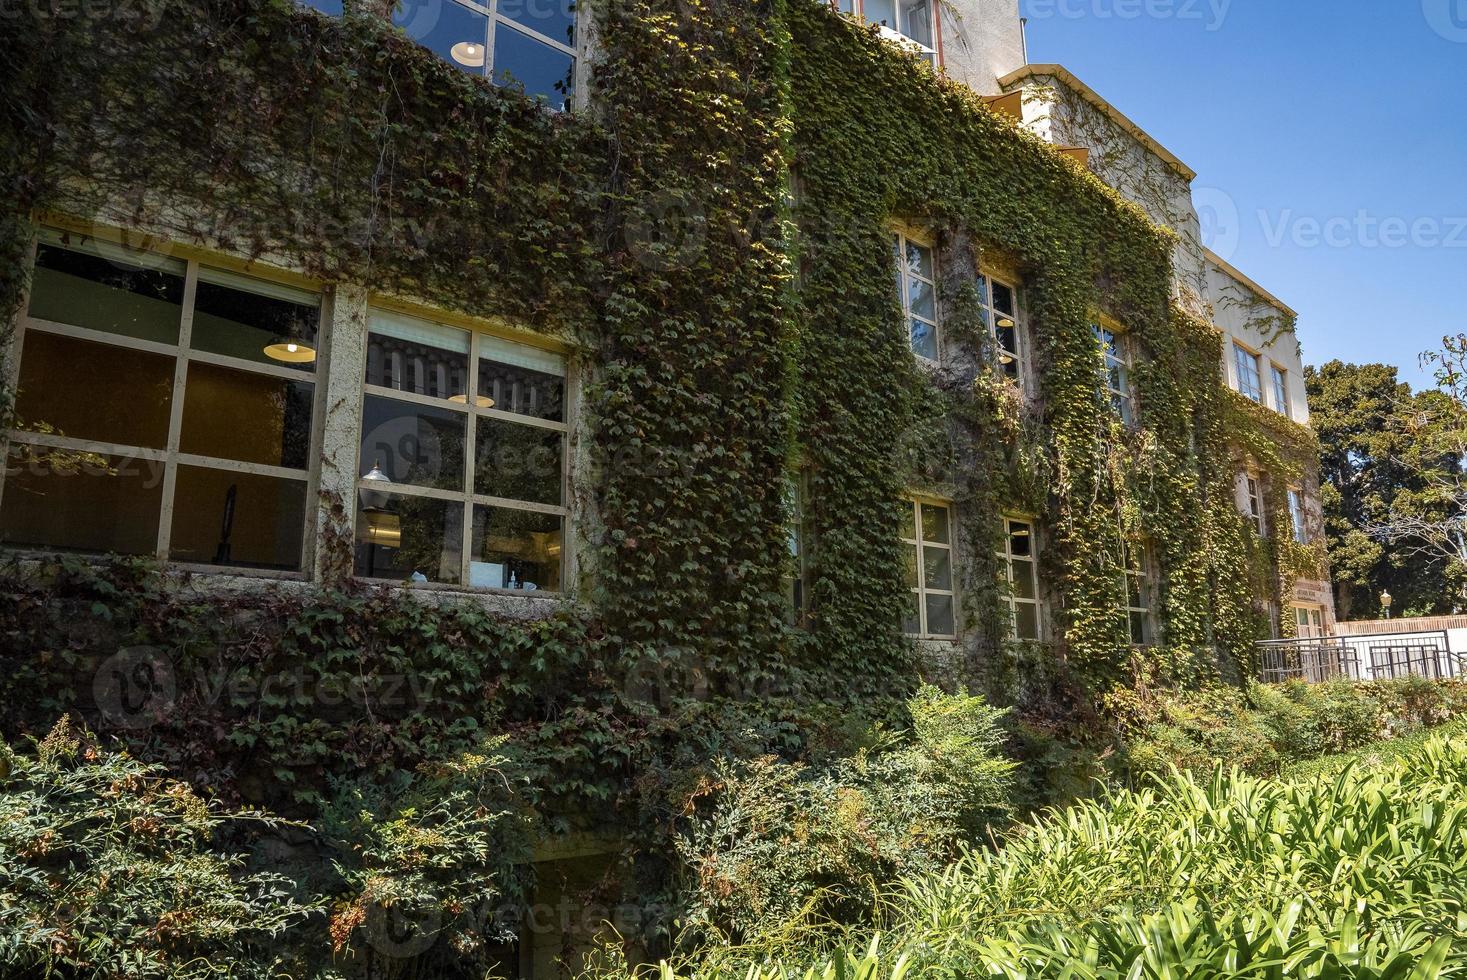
[311,283,369,584]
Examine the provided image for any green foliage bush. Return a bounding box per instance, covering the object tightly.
[666,687,1012,949]
[629,724,1467,979]
[0,718,314,978]
[1122,678,1467,780]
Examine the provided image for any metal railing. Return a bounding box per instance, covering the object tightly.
[1257,630,1466,684]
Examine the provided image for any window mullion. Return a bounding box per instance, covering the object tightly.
[484,0,499,80]
[461,330,481,585]
[156,260,198,559]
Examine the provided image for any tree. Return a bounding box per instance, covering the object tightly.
[1305,360,1454,619]
[1364,336,1467,610]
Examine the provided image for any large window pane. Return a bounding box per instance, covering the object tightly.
[191,273,320,372]
[898,0,932,46]
[493,23,574,111]
[473,417,562,504]
[180,363,313,469]
[168,466,306,570]
[0,446,162,556]
[360,395,467,491]
[1011,559,1036,600]
[498,0,575,46]
[27,242,184,344]
[920,503,949,543]
[399,0,491,76]
[925,594,954,636]
[14,331,174,449]
[366,316,470,401]
[922,545,951,591]
[355,492,464,584]
[470,505,561,591]
[909,319,937,361]
[1014,602,1039,640]
[476,349,565,422]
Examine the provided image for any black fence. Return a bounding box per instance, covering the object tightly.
[1257,630,1465,684]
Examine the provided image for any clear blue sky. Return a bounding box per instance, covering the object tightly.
[1018,0,1467,390]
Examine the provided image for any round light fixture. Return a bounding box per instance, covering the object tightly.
[998,352,1016,366]
[451,40,486,67]
[263,337,317,363]
[996,316,1015,329]
[448,393,496,408]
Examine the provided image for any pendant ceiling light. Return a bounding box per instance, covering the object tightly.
[451,40,486,67]
[264,336,317,363]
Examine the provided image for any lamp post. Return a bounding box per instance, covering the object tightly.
[1381,590,1394,620]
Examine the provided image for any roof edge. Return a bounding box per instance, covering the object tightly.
[998,64,1198,182]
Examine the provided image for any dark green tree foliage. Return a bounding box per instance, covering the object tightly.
[1306,361,1456,618]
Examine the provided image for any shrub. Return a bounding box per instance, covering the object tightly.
[0,717,314,979]
[666,687,1012,949]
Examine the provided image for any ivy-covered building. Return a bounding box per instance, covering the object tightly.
[0,0,1333,970]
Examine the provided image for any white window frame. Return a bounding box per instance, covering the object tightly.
[357,307,572,592]
[834,0,937,60]
[1245,474,1267,537]
[1000,516,1041,641]
[3,230,323,575]
[902,496,957,640]
[1093,319,1135,424]
[1122,541,1154,646]
[893,229,941,364]
[1287,487,1308,544]
[1270,363,1290,418]
[1234,342,1263,403]
[1294,604,1327,638]
[981,271,1025,385]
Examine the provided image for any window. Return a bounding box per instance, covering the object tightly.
[1271,364,1290,418]
[785,474,809,625]
[894,232,939,362]
[902,498,956,638]
[1092,323,1134,424]
[1287,488,1307,544]
[356,309,569,591]
[1000,517,1040,641]
[1294,605,1326,639]
[838,0,936,60]
[1121,542,1153,645]
[1234,343,1263,402]
[980,273,1024,383]
[2,233,320,570]
[388,0,577,110]
[1244,475,1267,537]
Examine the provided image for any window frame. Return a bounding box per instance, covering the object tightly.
[981,270,1025,385]
[2,229,324,576]
[1122,541,1154,646]
[999,515,1041,641]
[893,228,941,364]
[1245,473,1267,537]
[833,0,939,59]
[1270,363,1290,418]
[1287,487,1308,544]
[355,306,573,593]
[1092,317,1136,425]
[1233,341,1264,403]
[1293,604,1327,638]
[902,496,958,640]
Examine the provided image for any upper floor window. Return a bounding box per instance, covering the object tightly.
[1244,474,1267,537]
[838,0,936,61]
[1000,517,1040,641]
[894,232,939,363]
[902,497,956,639]
[357,309,569,591]
[301,0,577,111]
[1122,542,1154,646]
[2,232,321,571]
[1271,364,1290,418]
[1234,343,1263,403]
[1287,488,1308,544]
[981,273,1024,383]
[1093,323,1134,424]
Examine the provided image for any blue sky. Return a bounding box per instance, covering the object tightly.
[1018,0,1467,390]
